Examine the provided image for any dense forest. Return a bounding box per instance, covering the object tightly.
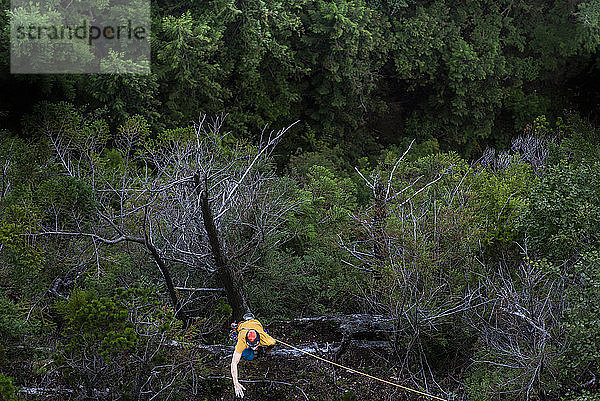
[1,0,600,399]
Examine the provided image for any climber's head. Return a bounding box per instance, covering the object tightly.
[246,329,260,349]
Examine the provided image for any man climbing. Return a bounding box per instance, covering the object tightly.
[230,313,276,398]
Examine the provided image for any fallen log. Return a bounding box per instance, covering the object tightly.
[268,314,395,342]
[168,314,394,359]
[174,286,225,292]
[19,387,74,396]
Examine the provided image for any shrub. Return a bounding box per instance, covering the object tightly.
[519,161,600,262]
[0,373,19,401]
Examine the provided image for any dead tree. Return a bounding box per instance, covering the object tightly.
[129,115,301,322]
[198,174,248,320]
[339,142,476,395]
[465,251,565,400]
[32,115,192,325]
[30,109,300,324]
[479,133,556,174]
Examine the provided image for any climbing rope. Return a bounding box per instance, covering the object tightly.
[274,338,449,401]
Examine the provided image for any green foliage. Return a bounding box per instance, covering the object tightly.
[246,164,361,319]
[48,281,187,399]
[564,391,600,401]
[0,205,44,274]
[0,136,47,293]
[557,251,600,388]
[381,151,481,281]
[0,296,25,346]
[293,165,358,245]
[154,10,225,123]
[51,282,184,392]
[24,102,110,154]
[0,135,40,191]
[398,2,506,149]
[464,348,522,401]
[338,390,357,401]
[0,129,98,285]
[8,2,94,70]
[35,175,97,227]
[75,74,161,132]
[297,0,390,130]
[0,373,19,401]
[379,138,441,165]
[576,0,600,52]
[554,113,600,163]
[4,0,600,155]
[287,146,353,178]
[472,160,536,247]
[503,87,552,134]
[56,288,137,359]
[248,243,360,319]
[214,299,232,321]
[388,0,600,152]
[519,160,600,261]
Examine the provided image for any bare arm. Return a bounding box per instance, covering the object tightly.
[231,351,245,398]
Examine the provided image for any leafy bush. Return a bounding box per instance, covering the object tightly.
[293,165,358,247]
[55,288,137,360]
[564,391,600,401]
[53,285,187,399]
[554,113,600,163]
[0,296,25,346]
[0,373,19,401]
[557,251,600,390]
[472,159,536,248]
[519,161,600,261]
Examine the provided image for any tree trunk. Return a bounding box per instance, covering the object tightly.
[144,239,189,327]
[119,231,189,327]
[198,175,249,321]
